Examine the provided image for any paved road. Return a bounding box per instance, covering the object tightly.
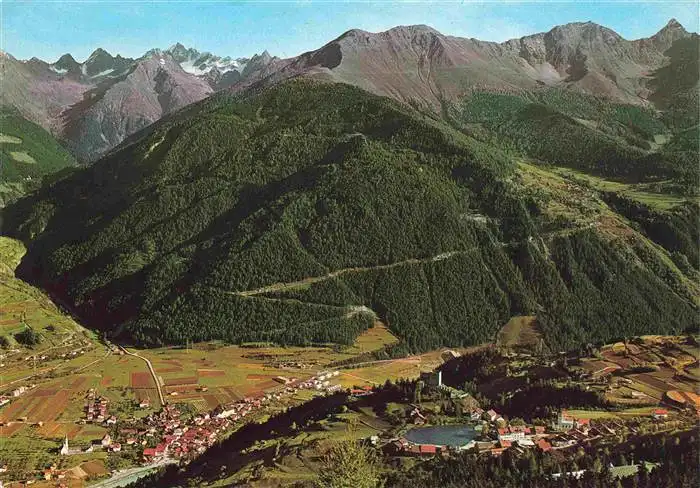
[119,346,166,406]
[88,458,177,488]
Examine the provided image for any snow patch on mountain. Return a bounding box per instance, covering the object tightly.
[178,54,247,75]
[91,68,115,78]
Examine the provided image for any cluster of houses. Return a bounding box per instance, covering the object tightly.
[20,348,86,366]
[130,371,348,464]
[547,407,681,451]
[7,367,354,484]
[297,370,342,392]
[141,405,229,461]
[9,384,34,398]
[0,384,36,409]
[392,406,596,458]
[83,389,115,425]
[41,463,69,482]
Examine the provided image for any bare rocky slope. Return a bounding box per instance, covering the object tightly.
[230,19,691,110]
[0,19,692,162]
[60,55,214,161]
[0,47,266,162]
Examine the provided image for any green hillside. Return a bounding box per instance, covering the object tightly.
[451,89,698,192]
[648,34,700,131]
[2,81,697,352]
[0,109,77,204]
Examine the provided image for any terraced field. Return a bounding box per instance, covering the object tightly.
[582,336,699,406]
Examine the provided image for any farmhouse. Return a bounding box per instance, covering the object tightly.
[483,409,503,423]
[419,371,442,388]
[419,444,438,456]
[536,438,552,452]
[143,447,157,460]
[470,407,484,421]
[652,408,668,419]
[410,407,427,426]
[403,443,440,456]
[441,350,461,361]
[101,433,112,447]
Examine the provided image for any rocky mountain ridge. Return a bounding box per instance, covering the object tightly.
[230,19,691,108]
[0,19,692,162]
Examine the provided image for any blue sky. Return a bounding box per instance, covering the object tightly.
[2,1,698,62]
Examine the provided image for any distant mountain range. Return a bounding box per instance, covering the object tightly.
[0,19,694,162]
[0,44,271,161]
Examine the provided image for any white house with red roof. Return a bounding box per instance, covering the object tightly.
[652,408,668,419]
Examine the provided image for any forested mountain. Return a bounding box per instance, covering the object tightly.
[450,88,698,193]
[0,109,77,206]
[3,81,697,352]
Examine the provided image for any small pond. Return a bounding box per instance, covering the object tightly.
[404,424,478,447]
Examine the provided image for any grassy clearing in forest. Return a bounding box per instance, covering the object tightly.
[497,316,541,350]
[553,168,688,211]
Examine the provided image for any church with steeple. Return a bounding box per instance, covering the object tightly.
[59,436,82,456]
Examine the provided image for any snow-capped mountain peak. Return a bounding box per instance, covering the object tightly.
[162,43,249,76]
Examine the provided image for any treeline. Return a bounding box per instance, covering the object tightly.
[648,35,700,131]
[497,384,608,421]
[0,109,77,204]
[513,233,698,351]
[602,195,699,273]
[0,108,77,184]
[439,347,608,420]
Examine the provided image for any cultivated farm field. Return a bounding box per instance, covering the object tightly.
[138,323,401,411]
[581,336,699,407]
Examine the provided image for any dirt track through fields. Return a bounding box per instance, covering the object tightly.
[120,346,166,406]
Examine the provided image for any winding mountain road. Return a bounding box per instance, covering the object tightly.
[229,224,598,298]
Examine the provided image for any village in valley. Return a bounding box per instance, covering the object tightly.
[116,332,699,487]
[1,238,699,487]
[0,323,406,487]
[1,306,699,487]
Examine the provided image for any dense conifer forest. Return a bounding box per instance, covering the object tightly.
[2,81,697,351]
[0,109,77,204]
